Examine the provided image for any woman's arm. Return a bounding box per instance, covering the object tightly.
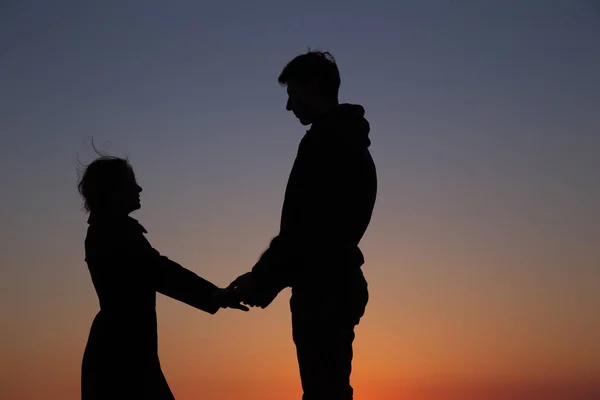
[121,223,222,314]
[150,248,221,314]
[153,253,248,313]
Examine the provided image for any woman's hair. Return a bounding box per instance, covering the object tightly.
[76,142,132,213]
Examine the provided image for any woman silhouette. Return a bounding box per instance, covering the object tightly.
[77,154,246,400]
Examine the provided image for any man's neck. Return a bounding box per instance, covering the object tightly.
[312,100,339,125]
[317,100,339,115]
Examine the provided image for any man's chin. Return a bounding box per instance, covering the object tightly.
[298,117,312,126]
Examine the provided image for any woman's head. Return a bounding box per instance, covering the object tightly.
[77,156,142,214]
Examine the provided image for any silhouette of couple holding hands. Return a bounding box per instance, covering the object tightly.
[79,51,377,400]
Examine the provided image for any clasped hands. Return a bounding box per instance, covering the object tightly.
[212,272,266,312]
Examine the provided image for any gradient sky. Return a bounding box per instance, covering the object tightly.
[1,1,600,399]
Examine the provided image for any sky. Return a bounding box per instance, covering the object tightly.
[1,0,599,399]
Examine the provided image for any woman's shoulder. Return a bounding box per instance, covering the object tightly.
[85,216,148,253]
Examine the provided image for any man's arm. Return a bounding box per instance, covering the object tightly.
[241,140,358,306]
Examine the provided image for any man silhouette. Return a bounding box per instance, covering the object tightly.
[230,50,377,400]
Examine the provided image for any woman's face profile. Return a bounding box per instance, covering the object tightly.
[109,167,142,214]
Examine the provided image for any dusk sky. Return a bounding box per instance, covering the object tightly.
[1,1,599,399]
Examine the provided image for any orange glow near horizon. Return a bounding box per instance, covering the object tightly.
[3,231,600,399]
[2,218,600,399]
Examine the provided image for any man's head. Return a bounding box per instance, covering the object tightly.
[278,50,341,125]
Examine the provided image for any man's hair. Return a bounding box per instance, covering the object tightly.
[278,50,341,99]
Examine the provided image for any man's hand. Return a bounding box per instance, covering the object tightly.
[212,288,249,312]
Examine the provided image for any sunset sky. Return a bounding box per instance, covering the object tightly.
[1,1,599,399]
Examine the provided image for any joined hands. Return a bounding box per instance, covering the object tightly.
[213,272,277,312]
[228,272,279,309]
[212,288,249,312]
[227,272,261,308]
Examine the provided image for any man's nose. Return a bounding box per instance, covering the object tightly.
[286,98,292,111]
[137,184,143,193]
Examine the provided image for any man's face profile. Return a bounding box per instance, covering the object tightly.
[286,81,316,126]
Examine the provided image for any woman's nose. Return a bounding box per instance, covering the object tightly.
[137,184,143,193]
